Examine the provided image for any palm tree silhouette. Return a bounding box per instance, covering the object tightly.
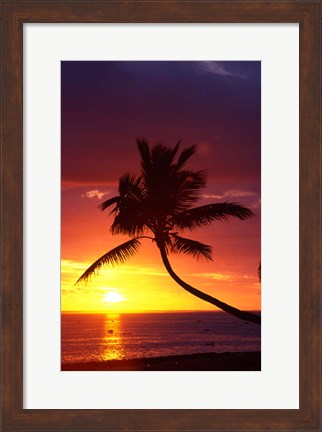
[77,139,261,325]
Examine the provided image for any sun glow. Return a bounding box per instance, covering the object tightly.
[103,291,126,303]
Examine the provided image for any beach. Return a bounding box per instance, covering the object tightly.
[62,351,261,371]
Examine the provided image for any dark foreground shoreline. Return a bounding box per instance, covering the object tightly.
[62,351,261,371]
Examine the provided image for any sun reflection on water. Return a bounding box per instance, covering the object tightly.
[101,313,125,361]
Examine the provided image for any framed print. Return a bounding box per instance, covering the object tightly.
[1,1,320,431]
[24,24,299,411]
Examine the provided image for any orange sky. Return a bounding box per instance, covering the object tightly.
[61,61,261,313]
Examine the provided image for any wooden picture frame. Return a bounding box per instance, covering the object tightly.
[1,1,320,431]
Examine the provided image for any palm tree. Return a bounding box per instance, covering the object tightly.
[77,139,261,325]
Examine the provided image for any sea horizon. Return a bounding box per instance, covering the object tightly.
[61,309,261,314]
[61,311,261,365]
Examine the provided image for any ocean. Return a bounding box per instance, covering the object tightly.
[61,311,261,364]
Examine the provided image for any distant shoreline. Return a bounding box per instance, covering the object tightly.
[61,351,261,371]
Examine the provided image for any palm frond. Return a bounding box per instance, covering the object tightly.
[175,170,207,209]
[170,141,181,160]
[150,142,179,173]
[99,196,119,212]
[137,138,152,178]
[111,213,146,236]
[76,238,141,284]
[176,145,196,169]
[118,173,145,200]
[170,234,213,261]
[99,174,144,213]
[172,202,254,230]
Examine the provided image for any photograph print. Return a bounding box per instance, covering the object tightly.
[61,61,261,371]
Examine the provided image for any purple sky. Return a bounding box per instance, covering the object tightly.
[62,61,260,189]
[61,61,261,311]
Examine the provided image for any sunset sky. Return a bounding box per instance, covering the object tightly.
[61,61,261,313]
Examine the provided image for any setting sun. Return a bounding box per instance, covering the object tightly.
[103,291,126,303]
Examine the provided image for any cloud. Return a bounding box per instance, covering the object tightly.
[194,271,260,287]
[62,259,91,272]
[194,272,232,281]
[61,260,168,281]
[82,189,110,199]
[106,265,168,278]
[200,62,246,79]
[202,189,257,200]
[250,198,261,209]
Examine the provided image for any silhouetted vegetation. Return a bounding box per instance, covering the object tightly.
[77,139,260,325]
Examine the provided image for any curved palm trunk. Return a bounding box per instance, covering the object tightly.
[159,246,261,325]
